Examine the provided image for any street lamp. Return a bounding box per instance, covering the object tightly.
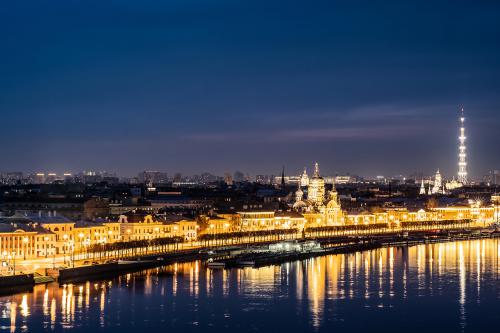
[63,234,68,265]
[22,237,29,260]
[10,252,16,276]
[44,236,49,258]
[1,251,7,275]
[69,241,75,267]
[78,233,84,257]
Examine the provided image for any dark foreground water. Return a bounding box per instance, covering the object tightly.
[1,239,500,333]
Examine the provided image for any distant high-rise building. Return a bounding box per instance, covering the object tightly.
[484,170,499,186]
[224,173,233,186]
[0,172,23,185]
[34,173,46,184]
[233,171,244,183]
[256,175,270,184]
[458,108,468,184]
[46,173,58,184]
[138,171,169,185]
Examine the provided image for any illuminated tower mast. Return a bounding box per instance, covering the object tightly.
[458,108,468,184]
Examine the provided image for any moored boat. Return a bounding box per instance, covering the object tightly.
[207,262,225,269]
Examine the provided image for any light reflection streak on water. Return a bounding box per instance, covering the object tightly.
[458,243,466,332]
[10,302,16,333]
[1,239,499,332]
[476,241,481,300]
[428,247,433,295]
[307,257,324,329]
[77,286,83,315]
[296,260,303,300]
[364,255,370,300]
[348,256,354,299]
[99,285,105,328]
[50,297,56,328]
[389,247,394,297]
[378,252,383,299]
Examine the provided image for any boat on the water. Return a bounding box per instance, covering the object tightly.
[118,258,154,265]
[268,240,322,253]
[207,262,225,269]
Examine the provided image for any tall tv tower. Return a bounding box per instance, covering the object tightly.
[458,107,468,184]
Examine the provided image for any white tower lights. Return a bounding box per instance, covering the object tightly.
[458,108,468,184]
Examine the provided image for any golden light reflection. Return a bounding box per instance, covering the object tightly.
[378,253,383,298]
[307,258,325,328]
[99,287,106,328]
[364,256,370,299]
[50,298,56,327]
[0,238,499,332]
[296,261,303,300]
[389,247,394,297]
[43,289,49,316]
[10,302,16,333]
[77,286,83,310]
[20,294,28,318]
[458,243,466,331]
[85,282,90,310]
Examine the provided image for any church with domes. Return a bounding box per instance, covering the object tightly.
[293,162,343,226]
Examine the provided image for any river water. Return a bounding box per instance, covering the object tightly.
[1,238,499,333]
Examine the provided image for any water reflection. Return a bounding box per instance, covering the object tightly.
[1,239,500,332]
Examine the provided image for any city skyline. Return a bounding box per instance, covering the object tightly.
[2,2,500,332]
[1,1,500,177]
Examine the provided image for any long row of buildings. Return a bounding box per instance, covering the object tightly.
[1,164,499,261]
[0,211,197,259]
[202,164,499,233]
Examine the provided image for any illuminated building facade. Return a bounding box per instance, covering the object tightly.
[118,211,197,241]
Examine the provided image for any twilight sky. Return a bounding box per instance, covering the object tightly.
[1,0,499,178]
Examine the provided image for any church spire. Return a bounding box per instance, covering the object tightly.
[419,179,426,195]
[313,162,320,178]
[281,165,285,187]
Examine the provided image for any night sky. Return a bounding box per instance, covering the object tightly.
[1,0,499,178]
